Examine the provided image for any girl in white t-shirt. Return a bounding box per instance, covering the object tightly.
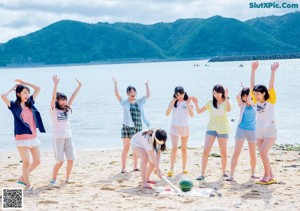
[131,129,167,189]
[49,75,82,187]
[165,86,193,177]
[250,61,279,185]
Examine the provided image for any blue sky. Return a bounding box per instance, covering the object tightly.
[0,0,299,43]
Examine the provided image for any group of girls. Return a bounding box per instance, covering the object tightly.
[1,61,279,191]
[114,61,280,188]
[1,75,82,193]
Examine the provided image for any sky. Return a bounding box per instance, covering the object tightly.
[0,0,299,43]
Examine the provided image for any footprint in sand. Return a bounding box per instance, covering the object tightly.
[100,186,116,191]
[38,200,58,204]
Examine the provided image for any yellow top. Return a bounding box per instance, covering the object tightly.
[205,100,231,134]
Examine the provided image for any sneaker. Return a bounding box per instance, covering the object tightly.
[24,187,33,194]
[48,179,56,188]
[196,175,205,181]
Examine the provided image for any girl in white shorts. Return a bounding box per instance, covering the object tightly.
[131,129,167,189]
[250,61,279,185]
[1,80,45,193]
[165,86,193,176]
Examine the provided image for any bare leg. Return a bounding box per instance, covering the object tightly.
[248,141,257,176]
[133,148,149,186]
[66,160,73,181]
[169,135,179,172]
[230,140,244,178]
[146,162,155,181]
[201,135,216,176]
[259,138,276,181]
[133,153,138,169]
[218,137,228,175]
[121,138,130,170]
[181,136,189,171]
[17,147,30,188]
[52,161,64,181]
[19,146,41,182]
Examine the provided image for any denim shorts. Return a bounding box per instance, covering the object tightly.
[206,130,228,138]
[235,127,256,142]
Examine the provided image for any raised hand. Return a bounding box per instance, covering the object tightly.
[52,75,60,85]
[225,88,229,99]
[191,96,198,105]
[145,80,149,86]
[171,98,177,106]
[75,78,82,86]
[252,61,259,71]
[112,77,118,85]
[10,84,17,92]
[271,62,279,72]
[15,79,25,84]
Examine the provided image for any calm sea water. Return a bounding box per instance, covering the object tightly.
[0,59,299,152]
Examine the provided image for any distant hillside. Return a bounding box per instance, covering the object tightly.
[0,12,300,66]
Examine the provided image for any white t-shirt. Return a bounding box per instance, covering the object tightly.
[251,88,276,128]
[171,101,191,127]
[131,131,153,151]
[50,108,72,138]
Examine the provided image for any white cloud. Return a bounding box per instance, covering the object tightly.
[0,0,299,42]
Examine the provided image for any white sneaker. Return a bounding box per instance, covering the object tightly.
[48,180,56,188]
[24,187,33,194]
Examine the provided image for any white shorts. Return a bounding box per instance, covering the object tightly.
[53,138,76,162]
[15,138,40,148]
[170,126,190,137]
[256,124,277,140]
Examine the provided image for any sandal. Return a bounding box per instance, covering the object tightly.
[121,169,127,174]
[196,176,205,181]
[143,184,152,189]
[268,178,277,184]
[133,168,140,172]
[255,179,272,185]
[183,169,189,174]
[16,180,27,186]
[167,170,173,177]
[147,180,157,184]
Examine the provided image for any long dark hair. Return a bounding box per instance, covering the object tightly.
[55,92,72,113]
[212,84,226,109]
[241,87,250,103]
[15,85,31,108]
[173,86,189,108]
[142,129,167,151]
[253,85,269,101]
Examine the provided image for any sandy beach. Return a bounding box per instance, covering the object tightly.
[1,145,299,211]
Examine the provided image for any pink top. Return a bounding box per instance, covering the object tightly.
[15,107,37,140]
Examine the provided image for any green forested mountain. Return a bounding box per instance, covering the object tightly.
[0,12,299,66]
